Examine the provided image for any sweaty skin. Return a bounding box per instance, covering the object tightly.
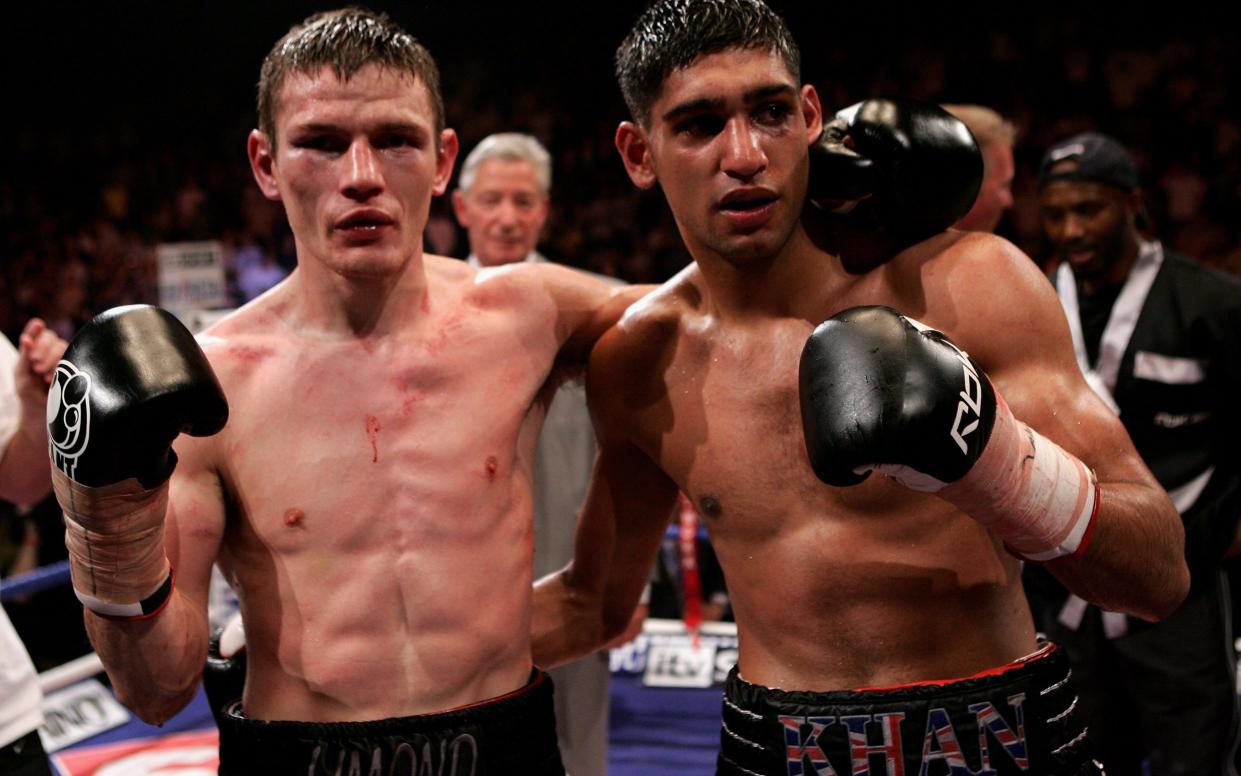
[178,257,610,720]
[533,48,1187,693]
[81,64,641,725]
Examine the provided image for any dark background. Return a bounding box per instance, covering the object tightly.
[2,1,1239,338]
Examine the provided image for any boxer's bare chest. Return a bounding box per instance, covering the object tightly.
[640,310,907,535]
[209,303,556,553]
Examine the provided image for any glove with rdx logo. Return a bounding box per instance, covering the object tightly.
[798,306,1098,562]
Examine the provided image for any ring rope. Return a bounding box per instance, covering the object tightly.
[1,559,72,601]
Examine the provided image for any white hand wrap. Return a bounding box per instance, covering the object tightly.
[940,393,1099,562]
[54,467,174,620]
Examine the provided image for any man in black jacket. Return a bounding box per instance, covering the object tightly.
[1034,131,1241,776]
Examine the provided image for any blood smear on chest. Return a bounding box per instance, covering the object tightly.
[366,415,382,462]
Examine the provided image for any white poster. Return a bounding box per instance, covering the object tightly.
[157,241,228,316]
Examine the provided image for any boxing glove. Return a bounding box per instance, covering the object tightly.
[799,306,1098,561]
[204,612,247,722]
[49,305,228,619]
[807,99,982,245]
[49,305,228,488]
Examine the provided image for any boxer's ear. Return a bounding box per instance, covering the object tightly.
[616,122,657,190]
[248,130,281,202]
[432,129,459,197]
[800,83,824,145]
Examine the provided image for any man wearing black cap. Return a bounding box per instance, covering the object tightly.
[1034,131,1241,775]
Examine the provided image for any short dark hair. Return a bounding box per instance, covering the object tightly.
[616,0,802,127]
[257,7,444,147]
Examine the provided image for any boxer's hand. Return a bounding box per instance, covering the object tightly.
[48,305,228,619]
[48,305,228,489]
[807,98,982,243]
[800,306,1098,561]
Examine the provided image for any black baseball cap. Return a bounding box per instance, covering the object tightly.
[1038,132,1138,191]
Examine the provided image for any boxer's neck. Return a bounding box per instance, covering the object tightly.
[283,253,431,340]
[691,226,836,323]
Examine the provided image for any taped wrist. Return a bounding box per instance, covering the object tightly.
[54,467,174,620]
[941,393,1099,562]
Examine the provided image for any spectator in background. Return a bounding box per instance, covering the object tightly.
[1031,131,1241,775]
[229,235,288,304]
[452,132,617,776]
[943,104,1016,232]
[453,133,553,268]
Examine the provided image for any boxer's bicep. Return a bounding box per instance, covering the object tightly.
[165,433,227,616]
[994,355,1153,486]
[544,264,650,363]
[981,305,1187,618]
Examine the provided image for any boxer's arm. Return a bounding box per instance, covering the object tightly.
[956,236,1189,620]
[532,323,678,667]
[82,430,225,724]
[531,262,653,366]
[532,437,678,667]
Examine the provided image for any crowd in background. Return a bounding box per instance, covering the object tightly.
[3,6,1239,344]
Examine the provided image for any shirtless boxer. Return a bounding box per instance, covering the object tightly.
[533,1,1189,774]
[47,9,637,775]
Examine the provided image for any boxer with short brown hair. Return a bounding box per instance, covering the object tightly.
[533,1,1189,773]
[49,9,640,775]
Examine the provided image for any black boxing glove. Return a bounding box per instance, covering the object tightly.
[48,305,228,619]
[807,99,982,244]
[49,305,227,488]
[799,306,1099,561]
[204,612,247,722]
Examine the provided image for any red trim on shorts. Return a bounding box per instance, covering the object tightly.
[850,642,1055,692]
[438,669,545,714]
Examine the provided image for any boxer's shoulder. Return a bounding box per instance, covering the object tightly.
[889,229,1009,274]
[447,259,560,316]
[610,269,698,352]
[192,303,291,390]
[587,270,697,407]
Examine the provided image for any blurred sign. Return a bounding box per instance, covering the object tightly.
[158,241,228,316]
[38,679,130,753]
[610,618,738,688]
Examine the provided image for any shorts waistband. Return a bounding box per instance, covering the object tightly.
[719,645,1097,776]
[217,669,564,776]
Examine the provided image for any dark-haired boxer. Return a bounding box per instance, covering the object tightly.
[532,1,1189,774]
[46,9,642,776]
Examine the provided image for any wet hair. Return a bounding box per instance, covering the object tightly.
[257,7,444,147]
[458,133,552,194]
[615,0,801,127]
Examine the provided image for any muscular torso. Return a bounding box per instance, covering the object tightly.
[191,259,564,720]
[614,235,1038,692]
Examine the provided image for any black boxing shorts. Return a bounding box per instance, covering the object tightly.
[216,669,564,776]
[718,643,1101,775]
